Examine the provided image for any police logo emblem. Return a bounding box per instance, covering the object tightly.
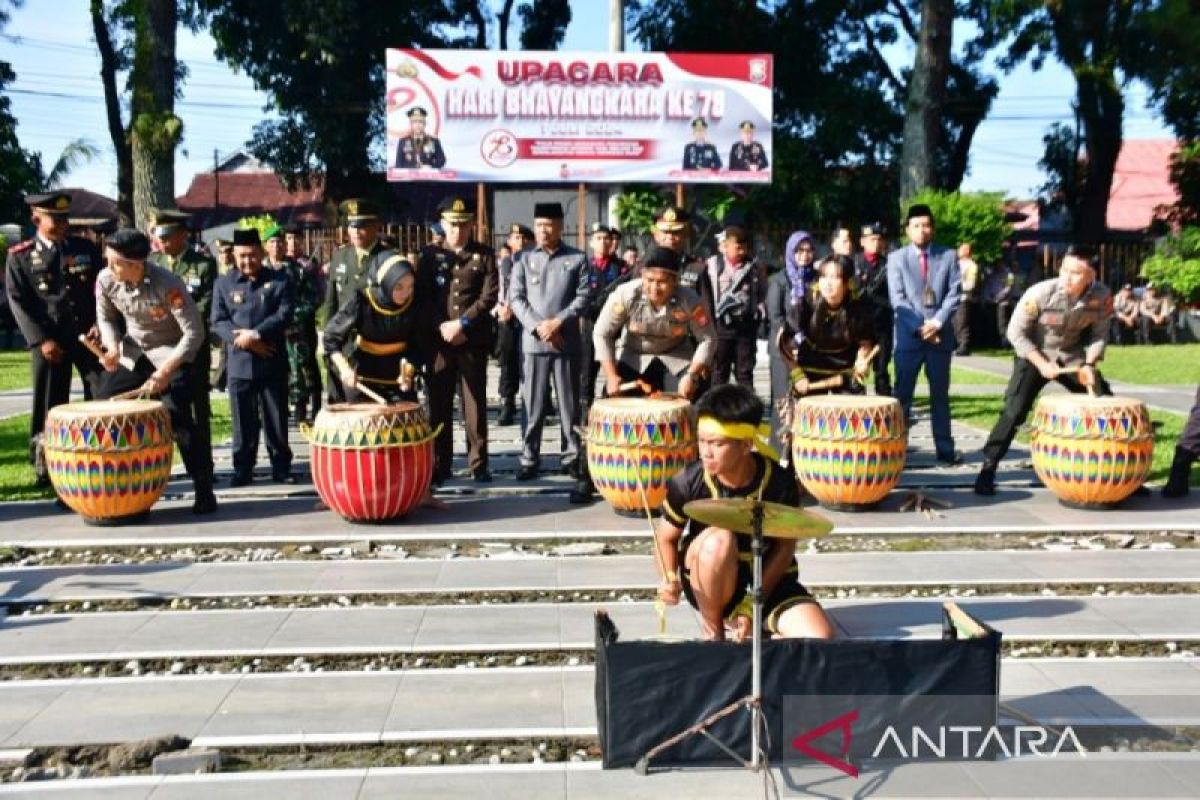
[749,59,767,84]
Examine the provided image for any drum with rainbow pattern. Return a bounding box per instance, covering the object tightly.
[790,394,908,511]
[303,402,437,523]
[1030,394,1153,509]
[43,399,174,525]
[586,396,697,515]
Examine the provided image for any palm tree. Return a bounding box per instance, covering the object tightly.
[45,138,101,188]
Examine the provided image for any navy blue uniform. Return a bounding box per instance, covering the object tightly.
[211,266,294,481]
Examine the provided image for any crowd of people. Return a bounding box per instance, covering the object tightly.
[5,189,1199,636]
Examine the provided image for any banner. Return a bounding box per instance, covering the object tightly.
[385,49,772,184]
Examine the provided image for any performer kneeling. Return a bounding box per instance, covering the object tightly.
[777,254,875,398]
[323,254,430,404]
[654,384,834,642]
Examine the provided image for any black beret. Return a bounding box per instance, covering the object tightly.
[860,222,885,237]
[534,202,564,220]
[641,246,681,273]
[106,228,151,260]
[905,204,934,222]
[232,228,262,247]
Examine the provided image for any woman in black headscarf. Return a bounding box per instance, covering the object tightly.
[324,253,430,404]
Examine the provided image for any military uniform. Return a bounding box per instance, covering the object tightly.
[322,238,386,403]
[270,255,322,420]
[593,279,716,392]
[728,141,768,171]
[977,277,1114,487]
[1138,291,1177,344]
[95,260,215,502]
[510,228,590,475]
[148,237,217,464]
[4,193,102,481]
[212,238,294,483]
[419,203,498,483]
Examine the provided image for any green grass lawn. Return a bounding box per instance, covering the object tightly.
[943,394,1185,484]
[0,397,232,502]
[887,364,1005,386]
[0,350,31,391]
[973,344,1200,385]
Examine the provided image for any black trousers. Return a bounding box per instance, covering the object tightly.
[1111,318,1138,345]
[981,358,1113,468]
[429,345,489,479]
[953,297,974,353]
[579,318,600,414]
[496,318,522,402]
[94,357,213,491]
[996,302,1014,348]
[29,341,100,475]
[1180,385,1200,457]
[1139,316,1177,345]
[228,372,292,478]
[191,343,212,469]
[711,334,756,389]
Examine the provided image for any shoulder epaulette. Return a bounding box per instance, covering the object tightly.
[7,240,34,254]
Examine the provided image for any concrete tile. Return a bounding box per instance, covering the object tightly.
[436,558,557,591]
[556,557,653,590]
[414,604,559,650]
[0,614,150,662]
[828,598,1141,640]
[264,607,422,654]
[384,670,564,734]
[0,778,159,799]
[115,610,289,658]
[310,561,442,594]
[150,772,363,800]
[1087,597,1200,637]
[562,670,596,730]
[183,562,323,596]
[559,603,700,646]
[8,678,238,746]
[360,767,566,800]
[0,563,209,602]
[0,683,69,745]
[199,674,401,739]
[962,756,1197,798]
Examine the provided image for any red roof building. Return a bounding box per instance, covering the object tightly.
[176,153,326,229]
[1107,139,1179,232]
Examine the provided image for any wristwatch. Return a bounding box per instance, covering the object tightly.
[459,315,470,328]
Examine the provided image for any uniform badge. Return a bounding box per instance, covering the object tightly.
[671,309,689,322]
[188,276,200,288]
[336,264,346,274]
[691,305,710,327]
[1023,299,1039,316]
[232,291,245,304]
[37,282,48,292]
[1041,312,1062,326]
[612,300,625,316]
[436,275,447,287]
[167,288,185,310]
[149,305,168,321]
[671,325,686,337]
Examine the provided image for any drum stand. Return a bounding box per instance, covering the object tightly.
[635,502,772,776]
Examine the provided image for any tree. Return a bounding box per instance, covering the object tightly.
[129,0,181,228]
[898,0,953,201]
[0,0,45,224]
[968,1,1147,242]
[90,0,133,225]
[517,0,570,49]
[1159,142,1200,228]
[902,189,1012,264]
[45,139,102,189]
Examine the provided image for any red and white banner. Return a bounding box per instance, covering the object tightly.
[385,49,773,184]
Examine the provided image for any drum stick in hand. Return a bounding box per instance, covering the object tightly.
[77,334,105,360]
[356,383,388,405]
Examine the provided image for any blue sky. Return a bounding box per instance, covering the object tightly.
[2,0,1173,206]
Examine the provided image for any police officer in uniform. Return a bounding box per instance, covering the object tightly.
[594,245,716,398]
[682,118,722,170]
[1138,284,1177,344]
[95,229,218,515]
[654,206,714,322]
[1110,283,1139,345]
[394,107,447,170]
[582,222,633,409]
[148,209,218,465]
[212,228,295,486]
[322,199,387,404]
[974,248,1114,496]
[510,202,590,483]
[493,223,532,425]
[419,196,498,484]
[727,121,768,171]
[4,192,102,484]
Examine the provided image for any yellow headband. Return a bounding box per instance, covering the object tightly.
[697,416,780,462]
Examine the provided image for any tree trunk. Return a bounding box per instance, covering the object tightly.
[90,0,133,226]
[1073,76,1123,242]
[130,0,178,229]
[898,0,953,201]
[498,0,515,49]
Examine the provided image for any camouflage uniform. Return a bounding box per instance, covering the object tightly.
[273,257,322,420]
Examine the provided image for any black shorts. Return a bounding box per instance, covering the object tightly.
[679,534,816,635]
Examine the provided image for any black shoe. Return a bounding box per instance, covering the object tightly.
[230,473,253,487]
[1163,448,1194,498]
[498,401,516,426]
[973,467,997,496]
[516,464,538,481]
[560,462,578,476]
[272,471,297,485]
[472,467,493,483]
[568,479,595,504]
[192,490,218,515]
[937,452,963,466]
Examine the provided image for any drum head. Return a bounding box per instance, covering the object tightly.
[53,399,165,417]
[798,394,900,411]
[322,401,422,419]
[1036,394,1145,413]
[591,395,692,414]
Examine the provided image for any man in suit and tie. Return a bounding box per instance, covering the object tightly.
[509,202,591,487]
[887,203,962,464]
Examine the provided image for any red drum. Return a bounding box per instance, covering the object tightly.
[303,402,437,522]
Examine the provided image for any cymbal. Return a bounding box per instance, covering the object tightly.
[682,498,834,539]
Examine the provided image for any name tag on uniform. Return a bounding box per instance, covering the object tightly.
[1041,312,1062,325]
[232,291,245,304]
[188,276,201,288]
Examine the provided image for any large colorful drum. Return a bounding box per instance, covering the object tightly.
[43,399,175,525]
[790,395,908,511]
[586,396,697,515]
[1030,394,1153,509]
[303,402,437,523]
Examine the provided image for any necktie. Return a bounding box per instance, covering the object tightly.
[920,250,929,283]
